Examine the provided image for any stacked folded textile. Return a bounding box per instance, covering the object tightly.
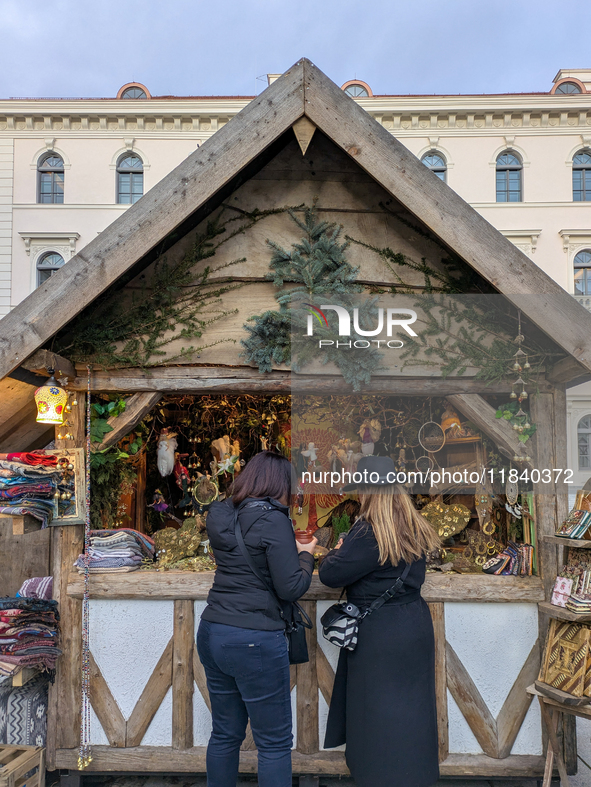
[75,528,155,573]
[0,598,61,678]
[0,459,60,528]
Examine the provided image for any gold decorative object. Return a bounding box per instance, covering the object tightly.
[34,374,68,424]
[154,515,210,569]
[421,501,471,538]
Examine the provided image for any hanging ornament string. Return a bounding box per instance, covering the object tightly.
[78,366,92,770]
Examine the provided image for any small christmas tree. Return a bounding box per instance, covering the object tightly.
[242,205,381,389]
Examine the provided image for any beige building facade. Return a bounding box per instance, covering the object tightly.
[2,68,591,491]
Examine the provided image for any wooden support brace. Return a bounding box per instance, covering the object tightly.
[94,392,161,451]
[22,350,76,382]
[12,667,39,687]
[172,600,194,749]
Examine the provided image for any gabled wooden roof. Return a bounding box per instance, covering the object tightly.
[1,58,591,387]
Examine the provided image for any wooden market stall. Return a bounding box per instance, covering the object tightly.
[2,59,591,783]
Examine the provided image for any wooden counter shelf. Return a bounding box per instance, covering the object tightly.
[66,570,545,603]
[542,534,591,548]
[538,600,591,623]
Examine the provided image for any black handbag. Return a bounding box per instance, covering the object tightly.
[233,508,312,664]
[320,562,412,651]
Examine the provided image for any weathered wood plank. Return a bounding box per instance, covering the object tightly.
[537,700,571,786]
[5,514,42,536]
[0,397,54,453]
[0,61,306,383]
[296,600,319,754]
[447,394,533,468]
[126,638,173,747]
[70,366,554,394]
[446,641,499,758]
[302,59,591,377]
[316,644,335,706]
[172,600,194,749]
[55,392,86,452]
[53,745,547,777]
[22,350,76,381]
[53,526,84,750]
[89,652,127,747]
[428,602,448,763]
[94,393,161,451]
[496,642,540,758]
[66,570,545,602]
[192,643,211,712]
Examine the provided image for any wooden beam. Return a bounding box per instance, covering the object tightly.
[22,350,76,381]
[126,638,173,747]
[0,398,54,454]
[316,644,335,706]
[447,393,534,468]
[68,366,554,395]
[429,603,448,763]
[89,651,127,747]
[496,642,540,758]
[94,392,161,451]
[7,514,42,535]
[53,745,547,777]
[302,59,591,375]
[547,355,591,388]
[192,643,211,712]
[172,600,194,750]
[66,570,545,602]
[292,117,316,155]
[55,392,85,452]
[296,600,319,754]
[0,62,306,384]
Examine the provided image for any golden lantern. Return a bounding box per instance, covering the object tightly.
[34,374,68,424]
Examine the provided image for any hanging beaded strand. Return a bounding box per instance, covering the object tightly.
[78,366,93,769]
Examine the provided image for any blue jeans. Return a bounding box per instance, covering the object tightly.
[196,619,292,787]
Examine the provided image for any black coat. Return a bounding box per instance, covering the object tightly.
[319,519,439,787]
[202,497,314,631]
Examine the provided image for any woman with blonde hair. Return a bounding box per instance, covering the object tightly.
[319,455,441,787]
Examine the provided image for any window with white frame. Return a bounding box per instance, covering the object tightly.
[496,151,522,202]
[579,415,591,470]
[421,151,447,182]
[37,152,64,204]
[37,251,65,286]
[117,153,144,204]
[574,249,591,296]
[573,150,591,201]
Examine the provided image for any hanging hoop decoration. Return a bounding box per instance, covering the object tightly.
[505,475,519,506]
[415,454,434,474]
[418,421,446,453]
[401,419,421,448]
[193,476,219,507]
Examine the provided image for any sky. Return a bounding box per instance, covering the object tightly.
[0,0,589,99]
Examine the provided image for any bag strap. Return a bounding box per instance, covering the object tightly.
[360,562,412,619]
[233,507,312,630]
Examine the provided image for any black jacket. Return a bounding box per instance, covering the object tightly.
[201,496,314,631]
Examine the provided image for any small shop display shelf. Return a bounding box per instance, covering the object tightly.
[538,600,591,623]
[542,534,591,548]
[0,745,45,787]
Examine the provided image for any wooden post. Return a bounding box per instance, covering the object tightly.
[172,599,194,749]
[54,392,85,451]
[134,451,147,533]
[296,600,319,754]
[428,602,449,762]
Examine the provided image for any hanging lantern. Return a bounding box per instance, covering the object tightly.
[34,373,68,424]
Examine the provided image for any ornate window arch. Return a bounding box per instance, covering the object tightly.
[496,150,522,202]
[37,152,64,204]
[574,249,591,296]
[117,82,151,99]
[116,153,144,204]
[573,149,591,201]
[578,415,591,470]
[341,80,373,98]
[421,150,447,182]
[551,77,586,95]
[36,251,65,286]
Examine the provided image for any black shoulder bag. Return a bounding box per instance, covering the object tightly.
[320,562,412,651]
[233,508,313,665]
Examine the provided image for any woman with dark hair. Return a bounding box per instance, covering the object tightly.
[319,455,441,787]
[197,451,317,787]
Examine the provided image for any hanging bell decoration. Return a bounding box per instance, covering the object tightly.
[510,390,517,399]
[34,371,68,424]
[512,361,521,371]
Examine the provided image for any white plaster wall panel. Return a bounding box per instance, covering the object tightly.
[447,690,483,754]
[508,699,542,755]
[141,685,172,746]
[573,718,591,787]
[316,600,340,673]
[0,138,13,315]
[193,683,213,747]
[445,602,538,718]
[291,686,297,749]
[89,706,109,745]
[89,599,174,719]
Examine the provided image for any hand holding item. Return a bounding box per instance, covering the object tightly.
[296,536,318,555]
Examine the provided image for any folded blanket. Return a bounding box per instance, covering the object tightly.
[17,576,53,600]
[75,555,142,568]
[76,565,139,574]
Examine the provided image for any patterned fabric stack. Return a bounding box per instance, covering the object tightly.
[0,598,61,678]
[0,458,60,528]
[75,528,155,573]
[0,674,49,745]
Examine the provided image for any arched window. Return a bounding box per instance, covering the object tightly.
[121,86,147,99]
[344,83,369,97]
[421,151,447,182]
[579,415,591,470]
[496,151,522,202]
[573,150,591,201]
[555,81,582,94]
[117,154,144,204]
[574,250,591,296]
[37,152,64,204]
[37,251,65,286]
